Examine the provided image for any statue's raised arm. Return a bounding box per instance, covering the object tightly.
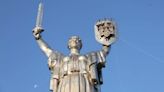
[33,27,65,92]
[86,19,116,86]
[32,2,54,57]
[32,3,65,92]
[93,19,116,65]
[33,27,53,57]
[94,19,116,62]
[89,19,116,62]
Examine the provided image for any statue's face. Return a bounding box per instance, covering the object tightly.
[68,36,82,50]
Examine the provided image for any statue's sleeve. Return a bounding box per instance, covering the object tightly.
[96,51,106,84]
[87,52,99,85]
[48,51,64,91]
[36,38,53,57]
[87,50,106,85]
[97,45,111,69]
[96,50,106,68]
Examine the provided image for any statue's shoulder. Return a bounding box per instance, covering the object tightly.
[86,51,99,57]
[63,56,70,62]
[49,51,65,59]
[79,55,87,61]
[85,51,101,65]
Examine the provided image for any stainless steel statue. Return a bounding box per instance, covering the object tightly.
[32,3,116,92]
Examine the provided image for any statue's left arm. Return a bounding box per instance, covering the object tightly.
[98,44,111,67]
[102,45,111,56]
[87,44,111,86]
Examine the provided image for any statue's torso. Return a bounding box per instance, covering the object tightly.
[61,55,88,76]
[57,55,94,92]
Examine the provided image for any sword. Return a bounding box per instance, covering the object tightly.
[34,2,44,34]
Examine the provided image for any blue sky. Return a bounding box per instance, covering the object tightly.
[0,0,164,92]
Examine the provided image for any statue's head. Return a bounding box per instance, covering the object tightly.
[68,36,82,50]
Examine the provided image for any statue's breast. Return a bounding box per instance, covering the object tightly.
[63,56,70,62]
[78,56,88,73]
[61,55,88,74]
[61,56,69,76]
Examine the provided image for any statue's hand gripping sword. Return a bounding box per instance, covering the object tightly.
[33,2,44,39]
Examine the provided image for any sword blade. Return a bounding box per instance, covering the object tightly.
[36,2,44,27]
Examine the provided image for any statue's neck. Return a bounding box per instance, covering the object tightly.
[70,48,80,55]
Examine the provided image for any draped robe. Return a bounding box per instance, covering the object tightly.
[48,51,106,92]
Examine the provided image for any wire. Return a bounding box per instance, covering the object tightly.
[120,39,164,64]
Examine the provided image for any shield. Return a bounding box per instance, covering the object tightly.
[94,20,116,46]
